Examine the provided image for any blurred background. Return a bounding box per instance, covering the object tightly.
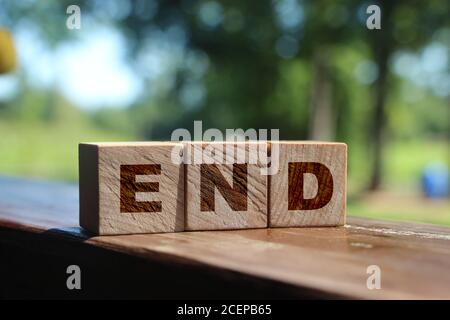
[0,0,448,225]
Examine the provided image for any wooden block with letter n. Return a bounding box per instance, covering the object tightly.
[185,141,268,231]
[79,142,184,235]
[269,141,347,227]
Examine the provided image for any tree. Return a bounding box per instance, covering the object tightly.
[366,0,449,190]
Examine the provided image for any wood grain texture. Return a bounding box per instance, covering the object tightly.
[185,141,267,231]
[79,142,184,235]
[269,141,347,227]
[1,177,450,299]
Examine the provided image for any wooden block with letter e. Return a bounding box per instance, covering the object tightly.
[269,141,347,227]
[185,141,268,231]
[79,142,184,235]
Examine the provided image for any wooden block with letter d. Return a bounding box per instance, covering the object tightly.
[269,141,347,227]
[185,141,268,231]
[79,142,184,235]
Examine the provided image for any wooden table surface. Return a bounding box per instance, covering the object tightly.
[1,176,450,299]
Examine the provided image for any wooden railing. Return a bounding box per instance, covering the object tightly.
[1,176,449,299]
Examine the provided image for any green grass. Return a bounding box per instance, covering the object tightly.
[384,139,449,191]
[348,197,450,226]
[0,119,134,181]
[347,139,450,226]
[348,139,449,194]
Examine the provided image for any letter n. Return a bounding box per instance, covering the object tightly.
[200,164,247,211]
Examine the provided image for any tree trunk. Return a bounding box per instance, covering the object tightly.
[368,3,394,191]
[369,49,388,190]
[308,51,335,141]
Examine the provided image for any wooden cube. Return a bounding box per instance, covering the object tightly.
[269,141,347,227]
[79,142,184,235]
[185,141,268,231]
